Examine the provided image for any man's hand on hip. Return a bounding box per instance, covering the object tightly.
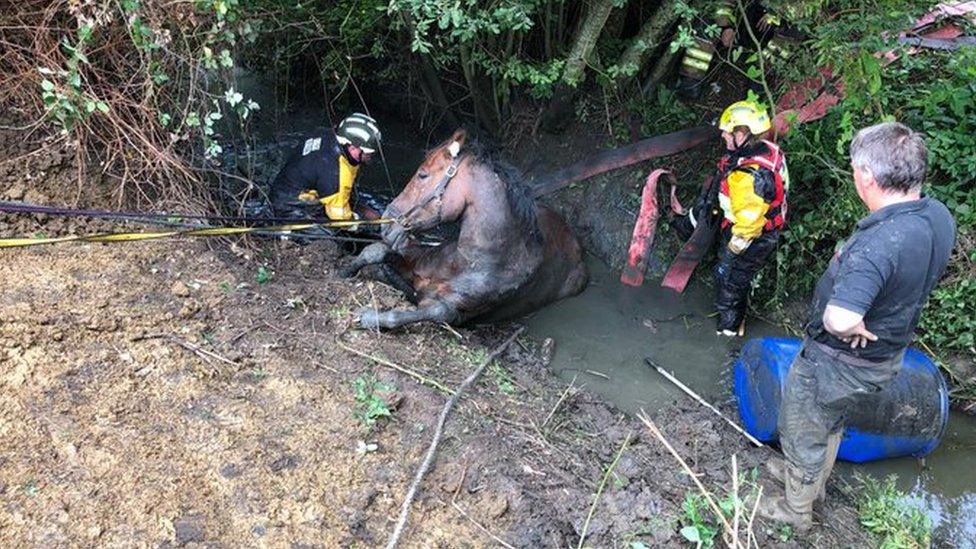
[840,321,878,349]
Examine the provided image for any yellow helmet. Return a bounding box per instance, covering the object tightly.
[718,100,771,135]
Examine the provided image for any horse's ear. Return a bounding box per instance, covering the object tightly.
[450,129,467,148]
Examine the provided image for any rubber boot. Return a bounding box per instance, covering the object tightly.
[767,433,842,503]
[758,464,817,531]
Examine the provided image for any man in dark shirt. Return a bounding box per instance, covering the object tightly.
[759,122,956,530]
[268,113,381,221]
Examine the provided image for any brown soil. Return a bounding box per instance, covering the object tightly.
[0,129,872,547]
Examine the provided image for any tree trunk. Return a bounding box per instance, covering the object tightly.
[641,46,679,95]
[459,45,499,134]
[542,0,616,132]
[560,0,616,88]
[615,0,680,85]
[398,12,459,128]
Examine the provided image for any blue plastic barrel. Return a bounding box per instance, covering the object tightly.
[734,337,949,463]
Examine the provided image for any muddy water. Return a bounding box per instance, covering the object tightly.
[526,256,976,546]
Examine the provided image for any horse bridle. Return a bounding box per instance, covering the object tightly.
[397,148,464,231]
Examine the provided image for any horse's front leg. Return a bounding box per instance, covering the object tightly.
[340,241,391,278]
[357,299,459,330]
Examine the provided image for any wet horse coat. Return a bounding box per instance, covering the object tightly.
[343,129,588,329]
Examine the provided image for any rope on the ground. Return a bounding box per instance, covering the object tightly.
[0,219,393,249]
[0,199,338,225]
[384,326,525,549]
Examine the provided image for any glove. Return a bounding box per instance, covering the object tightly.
[297,190,319,204]
[727,235,752,255]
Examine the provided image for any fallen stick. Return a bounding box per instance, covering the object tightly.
[637,411,743,549]
[644,357,764,448]
[336,332,452,395]
[543,374,579,428]
[384,326,525,549]
[133,333,239,367]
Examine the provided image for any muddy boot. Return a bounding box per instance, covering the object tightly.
[766,437,839,504]
[758,464,817,532]
[766,457,823,501]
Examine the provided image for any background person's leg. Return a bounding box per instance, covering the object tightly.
[714,231,778,333]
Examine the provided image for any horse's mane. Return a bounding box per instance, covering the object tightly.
[454,132,542,243]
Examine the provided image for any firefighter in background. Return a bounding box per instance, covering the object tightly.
[675,1,737,97]
[268,113,382,222]
[670,100,789,336]
[674,0,817,96]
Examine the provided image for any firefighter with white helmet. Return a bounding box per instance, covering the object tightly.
[269,113,382,221]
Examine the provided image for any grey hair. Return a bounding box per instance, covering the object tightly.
[850,122,927,193]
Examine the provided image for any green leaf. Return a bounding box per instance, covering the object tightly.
[77,24,94,43]
[95,101,109,114]
[680,525,701,543]
[41,79,55,92]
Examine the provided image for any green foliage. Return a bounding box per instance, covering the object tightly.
[387,0,566,117]
[632,86,699,137]
[38,24,104,132]
[680,493,718,547]
[677,466,761,547]
[918,278,976,351]
[352,375,395,430]
[759,0,975,356]
[488,362,517,395]
[856,475,931,549]
[256,266,273,285]
[32,0,261,162]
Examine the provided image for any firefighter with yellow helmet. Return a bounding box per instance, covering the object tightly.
[671,100,790,335]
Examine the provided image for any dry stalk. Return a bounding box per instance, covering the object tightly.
[543,373,579,428]
[133,332,238,367]
[335,331,452,395]
[576,432,632,549]
[637,410,746,549]
[384,327,525,549]
[732,454,740,544]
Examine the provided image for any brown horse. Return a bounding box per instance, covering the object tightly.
[342,129,588,329]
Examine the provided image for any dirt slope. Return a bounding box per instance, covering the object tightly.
[0,236,872,548]
[0,127,871,547]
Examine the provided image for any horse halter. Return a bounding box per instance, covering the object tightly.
[397,144,464,231]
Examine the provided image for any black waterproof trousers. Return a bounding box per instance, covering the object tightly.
[778,340,902,483]
[714,229,778,332]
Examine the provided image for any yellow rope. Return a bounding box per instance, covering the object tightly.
[0,219,394,249]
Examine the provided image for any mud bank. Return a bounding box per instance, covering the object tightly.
[0,125,873,547]
[0,237,872,547]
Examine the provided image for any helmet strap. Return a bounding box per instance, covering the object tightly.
[340,143,362,166]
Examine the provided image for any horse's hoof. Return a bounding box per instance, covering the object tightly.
[356,308,381,330]
[339,265,359,279]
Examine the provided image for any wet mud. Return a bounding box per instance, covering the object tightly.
[0,127,876,547]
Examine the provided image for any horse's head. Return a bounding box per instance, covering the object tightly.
[383,129,470,251]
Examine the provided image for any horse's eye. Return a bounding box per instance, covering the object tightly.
[418,170,429,179]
